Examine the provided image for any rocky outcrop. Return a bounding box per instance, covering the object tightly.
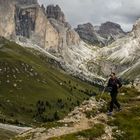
[46,5,66,23]
[33,6,58,48]
[45,19,60,52]
[66,29,80,46]
[15,5,37,38]
[41,4,46,14]
[0,0,15,38]
[75,22,126,46]
[15,0,59,50]
[45,5,80,53]
[15,4,46,47]
[75,23,105,46]
[0,0,60,49]
[97,21,126,39]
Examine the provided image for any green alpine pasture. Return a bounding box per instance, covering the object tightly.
[0,38,98,126]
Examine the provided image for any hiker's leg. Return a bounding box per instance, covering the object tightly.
[114,93,120,109]
[109,93,114,112]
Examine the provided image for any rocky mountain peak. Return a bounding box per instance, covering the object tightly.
[98,21,125,38]
[75,21,126,46]
[41,4,46,14]
[0,0,16,38]
[77,23,95,31]
[100,21,121,30]
[46,5,66,23]
[75,22,104,45]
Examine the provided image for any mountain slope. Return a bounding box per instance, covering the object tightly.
[0,37,98,126]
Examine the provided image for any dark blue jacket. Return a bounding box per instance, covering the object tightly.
[107,78,122,93]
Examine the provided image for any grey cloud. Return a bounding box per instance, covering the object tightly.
[38,0,140,31]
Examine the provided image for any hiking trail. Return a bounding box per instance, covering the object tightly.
[16,97,115,140]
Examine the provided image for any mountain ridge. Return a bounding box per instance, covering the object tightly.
[0,0,139,83]
[75,21,126,47]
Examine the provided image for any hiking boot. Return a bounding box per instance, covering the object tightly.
[117,108,122,112]
[107,111,112,116]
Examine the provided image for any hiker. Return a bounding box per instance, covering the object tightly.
[107,72,122,115]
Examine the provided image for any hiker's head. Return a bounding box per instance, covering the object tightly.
[110,72,116,79]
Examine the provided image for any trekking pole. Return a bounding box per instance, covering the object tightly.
[99,68,112,102]
[99,77,110,102]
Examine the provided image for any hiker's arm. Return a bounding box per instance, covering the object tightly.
[117,79,122,88]
[106,79,113,92]
[107,79,111,87]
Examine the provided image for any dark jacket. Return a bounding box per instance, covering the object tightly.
[107,77,122,93]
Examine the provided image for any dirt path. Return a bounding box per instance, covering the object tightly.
[16,97,114,140]
[0,123,31,134]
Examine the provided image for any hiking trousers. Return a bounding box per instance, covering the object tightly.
[109,92,120,112]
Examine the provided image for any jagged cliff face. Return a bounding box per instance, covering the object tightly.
[15,5,36,38]
[46,5,66,23]
[97,22,126,39]
[0,0,65,49]
[46,5,80,45]
[0,1,77,50]
[75,22,126,47]
[14,0,60,48]
[0,0,15,38]
[75,23,105,46]
[44,5,80,54]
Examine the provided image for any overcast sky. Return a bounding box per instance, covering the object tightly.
[38,0,140,31]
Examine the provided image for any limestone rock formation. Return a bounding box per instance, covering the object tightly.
[0,0,15,38]
[75,23,105,46]
[0,0,60,49]
[97,21,126,39]
[66,29,80,46]
[45,5,80,53]
[46,5,66,23]
[75,22,126,46]
[15,5,36,38]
